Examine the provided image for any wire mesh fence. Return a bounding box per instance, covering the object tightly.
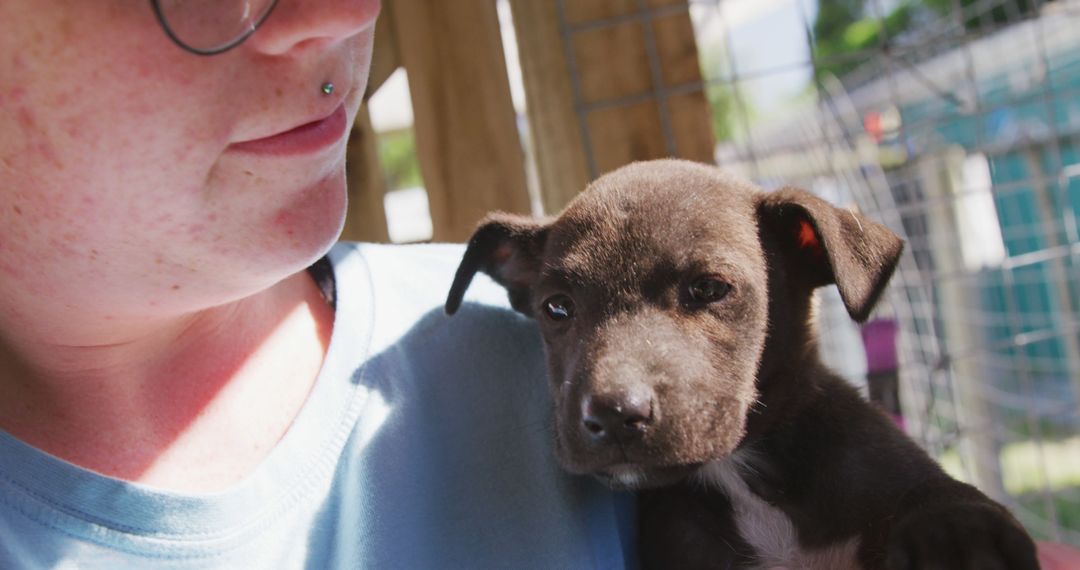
[546,0,1080,545]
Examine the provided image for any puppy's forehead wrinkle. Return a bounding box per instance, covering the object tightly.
[551,226,752,295]
[552,179,764,290]
[539,263,584,287]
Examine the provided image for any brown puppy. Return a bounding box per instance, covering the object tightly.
[445,159,1037,569]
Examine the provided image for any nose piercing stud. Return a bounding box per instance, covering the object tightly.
[321,82,334,95]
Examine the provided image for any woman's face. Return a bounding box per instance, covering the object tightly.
[0,0,378,323]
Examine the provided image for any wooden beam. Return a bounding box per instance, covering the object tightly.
[666,90,715,166]
[651,9,713,163]
[561,0,685,26]
[364,0,401,101]
[585,100,666,173]
[341,103,390,243]
[571,5,714,171]
[391,0,530,242]
[508,0,590,215]
[344,1,398,243]
[512,0,714,211]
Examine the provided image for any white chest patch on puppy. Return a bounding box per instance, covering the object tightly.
[697,453,862,570]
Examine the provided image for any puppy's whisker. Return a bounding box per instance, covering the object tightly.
[846,208,864,232]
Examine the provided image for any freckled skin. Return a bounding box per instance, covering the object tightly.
[0,0,377,332]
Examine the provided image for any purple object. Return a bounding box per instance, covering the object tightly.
[862,318,903,429]
[862,319,899,374]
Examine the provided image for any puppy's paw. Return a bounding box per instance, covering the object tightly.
[885,502,1038,570]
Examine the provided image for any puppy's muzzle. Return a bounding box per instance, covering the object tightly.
[580,388,656,445]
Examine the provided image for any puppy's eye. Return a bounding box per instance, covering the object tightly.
[687,277,731,304]
[543,295,575,321]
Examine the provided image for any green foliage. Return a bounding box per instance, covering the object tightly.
[812,0,916,81]
[922,0,1048,32]
[376,129,423,191]
[812,0,1051,82]
[705,80,738,143]
[1016,489,1080,541]
[699,44,739,142]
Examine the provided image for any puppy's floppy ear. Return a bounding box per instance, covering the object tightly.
[445,212,550,317]
[758,187,904,322]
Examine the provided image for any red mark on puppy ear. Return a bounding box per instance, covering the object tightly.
[796,219,824,257]
[492,244,513,263]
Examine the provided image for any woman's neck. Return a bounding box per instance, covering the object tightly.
[0,270,334,492]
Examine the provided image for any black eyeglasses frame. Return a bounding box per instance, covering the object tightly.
[149,0,281,56]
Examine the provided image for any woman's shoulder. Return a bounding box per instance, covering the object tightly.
[330,240,518,315]
[300,243,634,569]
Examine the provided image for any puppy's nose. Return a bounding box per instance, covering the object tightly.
[581,390,655,442]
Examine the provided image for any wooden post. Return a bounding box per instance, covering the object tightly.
[341,103,391,243]
[511,0,715,213]
[391,0,531,242]
[341,0,399,244]
[508,0,591,215]
[919,147,1006,503]
[364,0,401,102]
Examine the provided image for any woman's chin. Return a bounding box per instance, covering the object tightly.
[267,171,349,256]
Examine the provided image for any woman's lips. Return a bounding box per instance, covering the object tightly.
[230,104,348,156]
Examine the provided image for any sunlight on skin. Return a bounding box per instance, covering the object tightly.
[0,270,333,493]
[137,282,333,491]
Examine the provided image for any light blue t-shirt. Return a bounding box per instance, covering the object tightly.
[0,243,635,569]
